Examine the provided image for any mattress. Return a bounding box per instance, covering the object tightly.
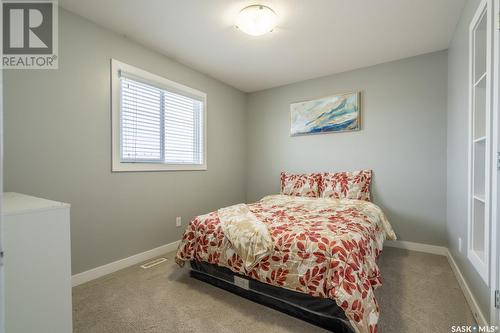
[177,194,396,333]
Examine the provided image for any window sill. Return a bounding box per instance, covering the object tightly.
[112,162,207,172]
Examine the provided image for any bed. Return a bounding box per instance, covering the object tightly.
[176,171,396,333]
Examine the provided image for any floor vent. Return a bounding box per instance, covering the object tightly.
[140,257,168,269]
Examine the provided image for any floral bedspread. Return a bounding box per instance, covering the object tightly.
[176,195,396,333]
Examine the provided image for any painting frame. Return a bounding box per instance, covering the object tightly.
[290,91,361,136]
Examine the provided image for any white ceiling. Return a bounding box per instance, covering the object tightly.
[59,0,465,92]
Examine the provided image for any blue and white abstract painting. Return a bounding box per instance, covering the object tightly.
[290,92,360,136]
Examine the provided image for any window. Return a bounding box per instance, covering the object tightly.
[111,59,206,171]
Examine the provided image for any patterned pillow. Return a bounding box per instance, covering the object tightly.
[320,170,372,201]
[280,172,322,197]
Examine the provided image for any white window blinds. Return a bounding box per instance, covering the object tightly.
[120,74,204,165]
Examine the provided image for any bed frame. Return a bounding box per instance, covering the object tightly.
[189,261,355,333]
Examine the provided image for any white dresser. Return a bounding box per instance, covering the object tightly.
[3,192,72,333]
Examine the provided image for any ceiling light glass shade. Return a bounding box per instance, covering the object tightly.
[236,5,277,36]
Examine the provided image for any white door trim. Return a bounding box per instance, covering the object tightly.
[0,7,5,330]
[491,0,500,325]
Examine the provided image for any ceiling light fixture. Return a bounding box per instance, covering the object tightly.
[235,5,278,36]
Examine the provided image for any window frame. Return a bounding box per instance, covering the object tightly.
[111,59,207,172]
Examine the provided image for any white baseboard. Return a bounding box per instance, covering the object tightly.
[384,240,448,256]
[72,238,488,326]
[385,240,487,325]
[72,240,181,287]
[445,249,488,326]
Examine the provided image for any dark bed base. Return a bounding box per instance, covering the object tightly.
[189,261,354,333]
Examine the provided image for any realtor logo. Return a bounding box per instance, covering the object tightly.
[2,0,58,69]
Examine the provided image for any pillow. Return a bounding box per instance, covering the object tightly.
[320,170,372,201]
[280,172,322,197]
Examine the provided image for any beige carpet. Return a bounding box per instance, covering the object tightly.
[73,247,475,332]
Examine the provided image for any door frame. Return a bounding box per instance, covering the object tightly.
[0,2,4,332]
[0,2,4,329]
[0,70,4,333]
[491,0,500,325]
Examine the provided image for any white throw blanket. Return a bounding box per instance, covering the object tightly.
[218,204,273,270]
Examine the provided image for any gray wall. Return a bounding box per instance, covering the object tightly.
[446,0,490,319]
[246,51,449,246]
[4,8,480,308]
[3,9,247,274]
